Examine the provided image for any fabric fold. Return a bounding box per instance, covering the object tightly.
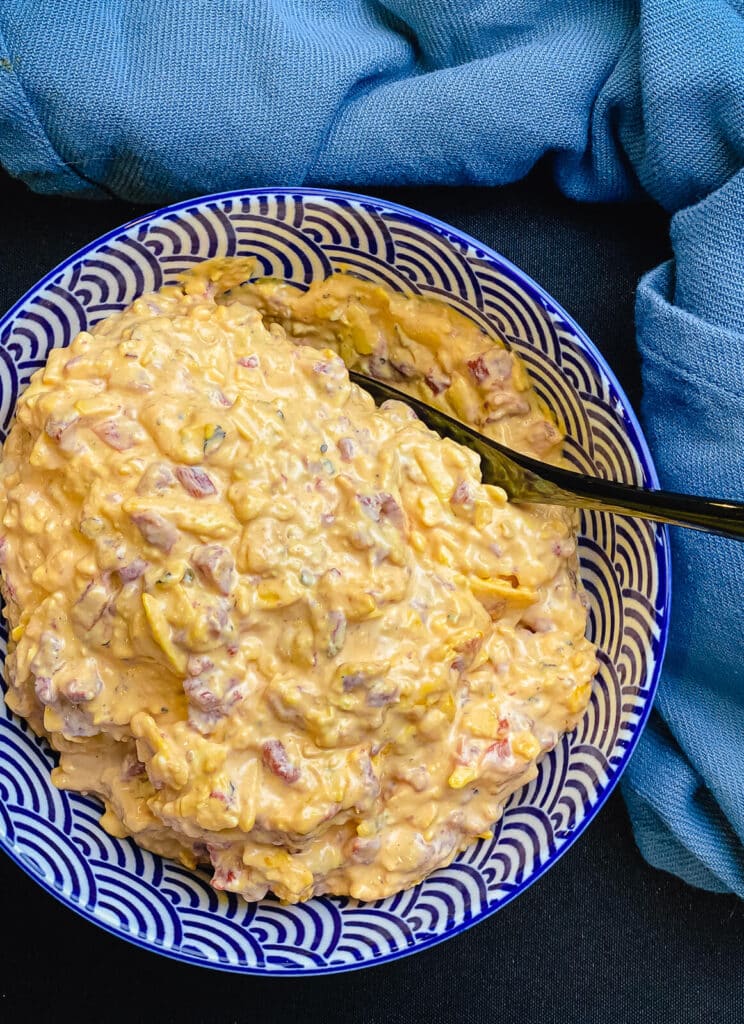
[623,168,744,895]
[0,24,102,196]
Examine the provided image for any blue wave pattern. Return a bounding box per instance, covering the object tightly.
[0,191,669,974]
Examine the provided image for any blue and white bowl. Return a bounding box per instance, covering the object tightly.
[0,189,670,974]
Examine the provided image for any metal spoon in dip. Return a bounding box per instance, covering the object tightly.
[349,371,744,540]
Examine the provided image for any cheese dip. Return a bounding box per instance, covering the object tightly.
[0,258,597,903]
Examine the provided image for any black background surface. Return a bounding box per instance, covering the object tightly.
[0,167,742,1024]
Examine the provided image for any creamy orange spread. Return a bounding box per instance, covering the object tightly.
[0,258,597,903]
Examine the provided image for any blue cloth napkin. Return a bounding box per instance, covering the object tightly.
[1,0,743,895]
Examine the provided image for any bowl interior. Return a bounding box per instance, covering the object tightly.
[0,189,669,974]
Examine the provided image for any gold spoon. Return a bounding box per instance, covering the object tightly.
[349,370,744,540]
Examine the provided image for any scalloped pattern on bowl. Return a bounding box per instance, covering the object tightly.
[0,189,670,974]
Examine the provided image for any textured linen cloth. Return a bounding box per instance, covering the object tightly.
[0,0,743,894]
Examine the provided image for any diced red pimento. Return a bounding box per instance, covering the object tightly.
[224,679,246,708]
[34,676,55,704]
[210,866,238,891]
[187,654,214,677]
[466,349,513,385]
[424,370,451,395]
[527,420,562,455]
[326,609,347,657]
[45,413,78,441]
[348,836,381,864]
[380,494,405,529]
[136,462,177,496]
[340,666,397,707]
[451,633,483,672]
[183,676,222,712]
[358,492,406,530]
[130,511,179,552]
[358,494,381,521]
[341,671,369,691]
[450,479,476,512]
[92,419,135,451]
[552,538,576,558]
[238,355,259,368]
[118,558,148,582]
[2,574,18,603]
[337,437,354,462]
[121,752,147,780]
[63,671,103,704]
[486,738,511,761]
[262,739,300,783]
[466,355,489,384]
[176,465,217,497]
[191,544,235,595]
[367,686,398,707]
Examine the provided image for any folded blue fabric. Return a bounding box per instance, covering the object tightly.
[1,0,743,894]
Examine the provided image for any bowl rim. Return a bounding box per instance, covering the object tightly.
[0,185,671,975]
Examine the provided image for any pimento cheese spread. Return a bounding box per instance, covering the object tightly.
[0,258,597,902]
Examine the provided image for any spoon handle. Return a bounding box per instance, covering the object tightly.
[495,455,744,539]
[349,371,744,540]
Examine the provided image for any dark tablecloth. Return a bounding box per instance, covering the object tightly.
[0,168,742,1024]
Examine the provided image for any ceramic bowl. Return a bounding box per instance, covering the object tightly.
[0,188,670,974]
